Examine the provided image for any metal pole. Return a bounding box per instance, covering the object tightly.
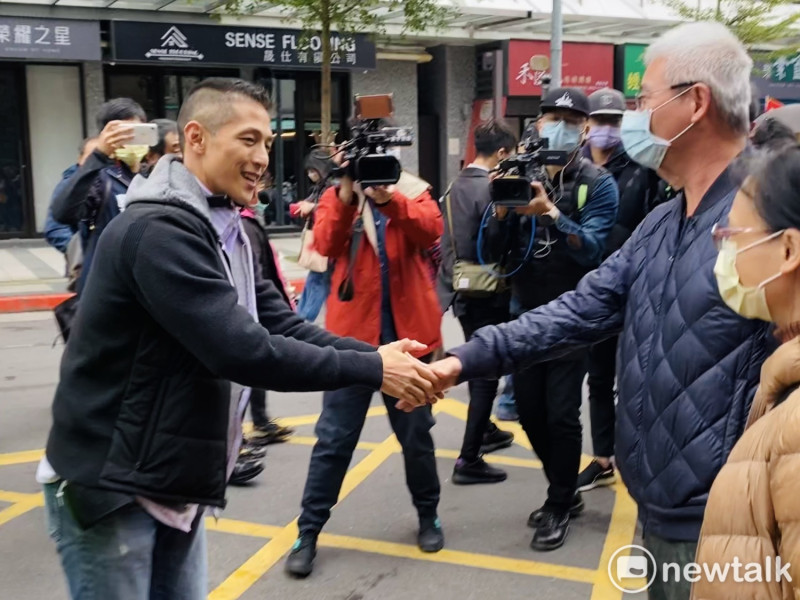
[550,0,563,88]
[493,48,504,119]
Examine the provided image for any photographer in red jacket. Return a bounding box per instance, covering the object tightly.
[285,155,444,577]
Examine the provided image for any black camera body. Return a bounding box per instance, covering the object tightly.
[333,121,414,186]
[491,137,570,207]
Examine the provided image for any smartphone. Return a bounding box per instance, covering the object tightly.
[128,123,158,147]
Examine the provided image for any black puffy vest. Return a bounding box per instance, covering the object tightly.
[510,158,606,310]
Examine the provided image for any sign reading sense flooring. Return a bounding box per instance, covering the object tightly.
[0,17,100,61]
[111,21,376,70]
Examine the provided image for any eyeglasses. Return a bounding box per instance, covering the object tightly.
[635,81,698,110]
[711,221,774,250]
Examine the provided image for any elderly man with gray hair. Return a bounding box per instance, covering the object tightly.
[431,22,772,599]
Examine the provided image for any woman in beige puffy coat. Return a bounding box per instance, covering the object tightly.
[692,145,800,599]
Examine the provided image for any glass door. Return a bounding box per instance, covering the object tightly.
[0,66,31,237]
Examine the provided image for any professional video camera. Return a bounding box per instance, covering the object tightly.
[490,134,570,207]
[331,94,414,187]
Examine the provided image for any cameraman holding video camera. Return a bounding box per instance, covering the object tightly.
[498,87,618,551]
[285,107,445,578]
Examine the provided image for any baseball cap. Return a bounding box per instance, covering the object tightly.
[540,87,590,117]
[589,88,626,116]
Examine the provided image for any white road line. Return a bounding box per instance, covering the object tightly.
[0,312,53,323]
[28,248,66,276]
[0,283,51,293]
[0,250,35,281]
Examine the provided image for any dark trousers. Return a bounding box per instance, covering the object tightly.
[644,533,698,600]
[587,335,618,458]
[457,299,510,462]
[249,388,269,429]
[514,351,587,513]
[297,380,440,536]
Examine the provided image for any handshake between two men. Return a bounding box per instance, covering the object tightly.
[377,339,465,412]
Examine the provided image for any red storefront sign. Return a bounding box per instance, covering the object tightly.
[507,40,614,96]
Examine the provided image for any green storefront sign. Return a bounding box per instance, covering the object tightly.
[760,52,800,83]
[622,44,647,98]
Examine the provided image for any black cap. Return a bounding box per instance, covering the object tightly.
[588,88,626,116]
[540,87,590,117]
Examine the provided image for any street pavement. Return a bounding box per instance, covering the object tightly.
[0,236,309,297]
[0,237,646,599]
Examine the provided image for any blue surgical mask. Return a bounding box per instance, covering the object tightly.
[620,86,695,170]
[540,120,583,152]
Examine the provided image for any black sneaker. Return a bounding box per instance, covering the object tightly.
[285,534,317,578]
[480,422,514,454]
[229,457,264,486]
[239,441,266,460]
[531,511,570,551]
[452,457,508,485]
[418,517,444,553]
[249,420,294,446]
[527,493,584,528]
[576,460,616,492]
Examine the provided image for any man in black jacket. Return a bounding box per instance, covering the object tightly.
[438,119,517,485]
[39,78,437,600]
[576,88,662,494]
[488,88,619,552]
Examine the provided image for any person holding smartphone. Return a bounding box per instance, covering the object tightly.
[51,98,148,295]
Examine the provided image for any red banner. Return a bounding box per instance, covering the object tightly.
[765,96,785,111]
[507,40,614,97]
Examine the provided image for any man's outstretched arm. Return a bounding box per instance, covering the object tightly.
[434,235,637,386]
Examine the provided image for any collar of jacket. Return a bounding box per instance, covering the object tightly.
[124,155,221,241]
[679,159,741,217]
[460,167,491,178]
[581,142,629,168]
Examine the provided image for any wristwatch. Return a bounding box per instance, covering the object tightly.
[546,205,561,222]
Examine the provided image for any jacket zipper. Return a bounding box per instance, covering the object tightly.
[636,214,694,494]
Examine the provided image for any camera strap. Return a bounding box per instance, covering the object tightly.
[337,215,364,302]
[443,184,458,260]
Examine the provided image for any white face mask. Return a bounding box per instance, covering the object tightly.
[714,232,785,321]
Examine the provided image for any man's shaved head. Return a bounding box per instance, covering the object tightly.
[178,77,272,148]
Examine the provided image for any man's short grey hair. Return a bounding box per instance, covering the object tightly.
[645,21,753,135]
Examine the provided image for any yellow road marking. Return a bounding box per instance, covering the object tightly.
[590,480,641,600]
[320,532,597,584]
[204,516,596,585]
[209,433,400,600]
[205,517,283,539]
[285,436,382,451]
[0,449,44,466]
[0,499,42,527]
[0,490,43,504]
[271,405,388,430]
[0,398,641,598]
[434,448,542,470]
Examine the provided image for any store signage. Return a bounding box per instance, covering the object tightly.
[507,40,614,96]
[620,44,647,98]
[0,17,100,61]
[111,21,376,70]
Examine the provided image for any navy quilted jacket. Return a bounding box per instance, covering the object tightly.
[450,167,772,541]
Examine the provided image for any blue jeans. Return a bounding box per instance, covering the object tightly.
[43,482,207,600]
[296,268,331,322]
[297,383,440,536]
[497,375,515,408]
